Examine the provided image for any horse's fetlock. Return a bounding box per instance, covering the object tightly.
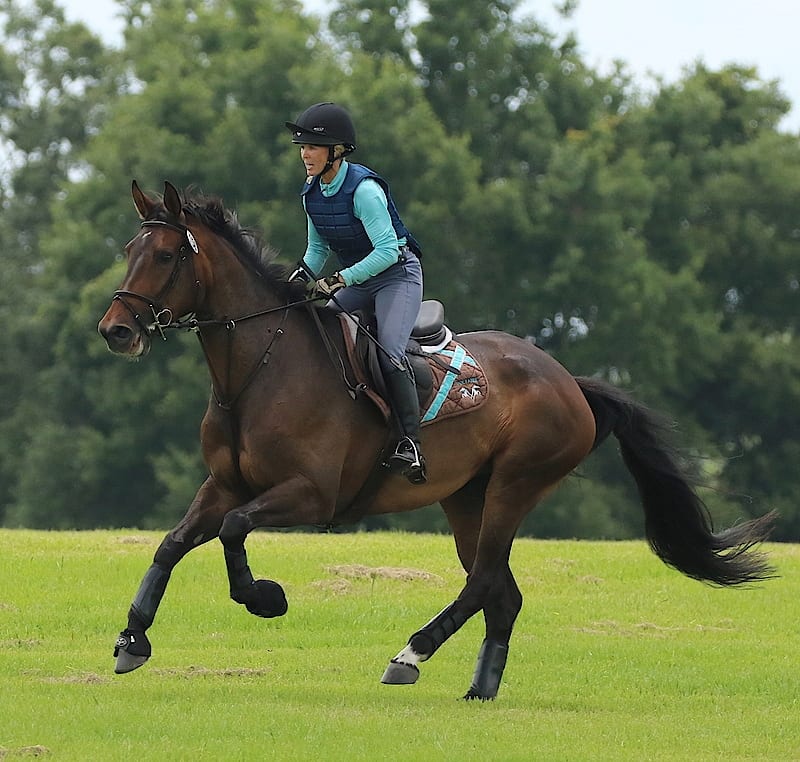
[114,628,151,658]
[231,579,288,618]
[230,583,251,605]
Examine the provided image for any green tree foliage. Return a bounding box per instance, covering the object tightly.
[0,0,125,522]
[0,0,797,539]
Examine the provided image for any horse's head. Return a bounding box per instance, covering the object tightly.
[98,180,204,357]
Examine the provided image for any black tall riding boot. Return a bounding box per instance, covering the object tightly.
[384,365,427,485]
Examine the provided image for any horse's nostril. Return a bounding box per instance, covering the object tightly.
[110,325,132,341]
[99,321,133,349]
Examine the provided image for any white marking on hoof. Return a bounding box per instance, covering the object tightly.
[392,644,424,666]
[381,644,427,685]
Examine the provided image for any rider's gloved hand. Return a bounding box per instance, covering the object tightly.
[312,273,346,299]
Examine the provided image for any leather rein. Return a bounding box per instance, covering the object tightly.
[112,219,318,411]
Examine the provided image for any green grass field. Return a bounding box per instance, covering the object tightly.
[0,529,797,761]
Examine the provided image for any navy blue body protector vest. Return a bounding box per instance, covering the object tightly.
[301,163,422,267]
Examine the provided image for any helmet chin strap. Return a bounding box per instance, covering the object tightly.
[322,144,354,176]
[314,145,354,182]
[323,146,337,175]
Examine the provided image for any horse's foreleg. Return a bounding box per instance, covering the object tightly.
[218,510,287,618]
[113,477,232,674]
[216,477,328,618]
[114,536,179,673]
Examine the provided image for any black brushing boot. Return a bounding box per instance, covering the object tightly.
[385,364,427,485]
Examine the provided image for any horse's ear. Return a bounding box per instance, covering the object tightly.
[163,181,184,220]
[131,179,154,220]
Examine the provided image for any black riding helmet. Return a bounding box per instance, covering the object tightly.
[285,102,357,154]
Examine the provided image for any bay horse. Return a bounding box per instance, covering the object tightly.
[97,180,775,700]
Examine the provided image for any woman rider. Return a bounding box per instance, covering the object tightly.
[286,102,427,485]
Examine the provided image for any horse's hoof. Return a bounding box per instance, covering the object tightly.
[115,650,150,674]
[380,659,420,685]
[235,579,288,618]
[113,629,151,674]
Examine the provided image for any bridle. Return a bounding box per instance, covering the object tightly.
[112,211,386,417]
[108,206,389,504]
[112,219,203,341]
[112,217,317,410]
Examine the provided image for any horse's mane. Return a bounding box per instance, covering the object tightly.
[172,188,306,301]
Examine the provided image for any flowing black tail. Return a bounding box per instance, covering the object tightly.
[576,376,776,586]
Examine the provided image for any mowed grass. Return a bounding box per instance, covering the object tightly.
[0,529,798,761]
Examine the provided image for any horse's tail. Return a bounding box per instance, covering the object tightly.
[575,376,776,586]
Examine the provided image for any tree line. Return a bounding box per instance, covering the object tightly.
[1,0,797,538]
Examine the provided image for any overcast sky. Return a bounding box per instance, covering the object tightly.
[56,0,800,131]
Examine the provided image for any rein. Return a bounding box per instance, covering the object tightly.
[111,200,401,517]
[115,217,319,409]
[116,214,370,418]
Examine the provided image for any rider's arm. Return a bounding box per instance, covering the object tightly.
[339,179,406,285]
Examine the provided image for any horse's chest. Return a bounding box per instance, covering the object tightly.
[201,419,274,489]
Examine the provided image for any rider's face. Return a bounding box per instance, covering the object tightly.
[299,144,331,178]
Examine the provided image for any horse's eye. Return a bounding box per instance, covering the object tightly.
[155,249,174,264]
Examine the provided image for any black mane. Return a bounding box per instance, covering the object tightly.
[177,189,304,299]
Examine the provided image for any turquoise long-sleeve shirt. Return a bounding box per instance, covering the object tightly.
[302,161,407,285]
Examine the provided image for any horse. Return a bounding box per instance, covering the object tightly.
[97,180,776,700]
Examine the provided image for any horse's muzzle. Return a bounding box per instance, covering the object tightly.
[98,314,151,357]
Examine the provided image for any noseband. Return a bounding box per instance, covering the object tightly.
[112,220,201,340]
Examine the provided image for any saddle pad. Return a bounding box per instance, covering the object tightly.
[420,340,488,427]
[336,313,488,426]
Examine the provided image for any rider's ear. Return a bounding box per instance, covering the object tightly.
[131,179,154,220]
[163,181,184,222]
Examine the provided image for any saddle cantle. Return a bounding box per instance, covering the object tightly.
[411,300,449,348]
[338,300,488,426]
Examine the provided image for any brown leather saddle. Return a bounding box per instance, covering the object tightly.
[315,300,488,523]
[337,300,488,427]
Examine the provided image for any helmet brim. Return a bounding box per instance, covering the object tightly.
[285,122,342,146]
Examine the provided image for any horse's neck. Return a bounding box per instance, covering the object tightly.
[194,245,321,400]
[198,246,281,321]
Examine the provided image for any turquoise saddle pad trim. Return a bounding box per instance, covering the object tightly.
[420,343,479,423]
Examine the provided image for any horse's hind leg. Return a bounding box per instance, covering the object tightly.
[114,477,233,673]
[381,475,525,700]
[465,563,522,700]
[442,478,522,700]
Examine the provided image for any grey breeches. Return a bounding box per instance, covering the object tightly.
[327,253,423,375]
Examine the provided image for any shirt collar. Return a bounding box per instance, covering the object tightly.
[320,160,349,196]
